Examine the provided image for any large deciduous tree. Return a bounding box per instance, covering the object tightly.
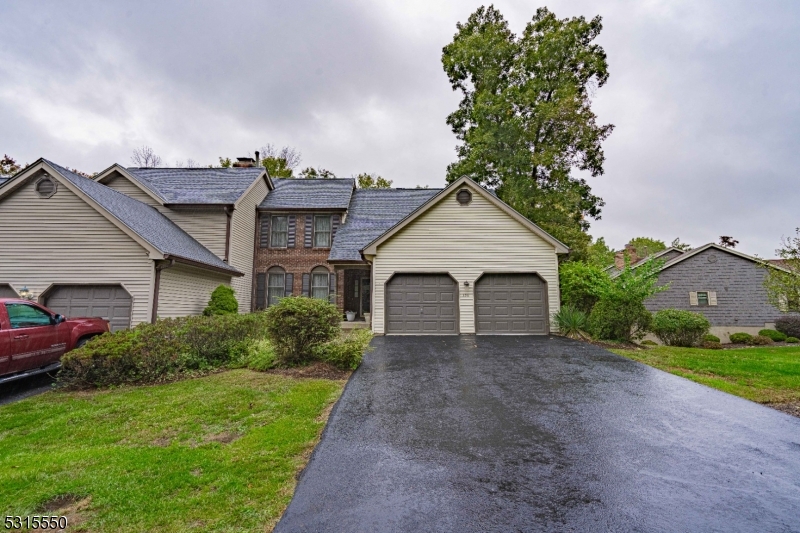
[762,229,800,312]
[260,144,302,178]
[131,146,162,168]
[442,6,613,258]
[355,173,393,189]
[1,154,21,176]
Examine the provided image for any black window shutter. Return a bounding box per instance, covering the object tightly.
[287,215,296,248]
[329,271,337,303]
[284,273,294,297]
[259,215,270,248]
[256,273,266,309]
[302,273,310,296]
[304,215,313,247]
[331,214,340,243]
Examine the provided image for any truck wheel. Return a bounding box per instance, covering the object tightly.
[76,336,94,348]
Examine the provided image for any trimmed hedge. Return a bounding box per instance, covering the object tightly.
[263,297,340,366]
[751,335,774,346]
[775,316,800,338]
[786,337,799,343]
[314,329,374,370]
[704,334,721,343]
[203,285,239,316]
[729,332,753,344]
[650,309,710,347]
[759,329,787,342]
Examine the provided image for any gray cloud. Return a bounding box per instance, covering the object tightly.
[1,0,798,256]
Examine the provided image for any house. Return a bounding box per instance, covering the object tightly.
[0,158,270,329]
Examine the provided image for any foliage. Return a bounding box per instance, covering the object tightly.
[1,154,21,176]
[719,236,739,248]
[775,315,800,337]
[355,173,393,189]
[553,305,589,339]
[751,335,774,346]
[218,157,233,168]
[558,261,609,313]
[246,339,277,371]
[761,229,800,313]
[58,313,270,389]
[131,146,162,167]
[441,6,613,258]
[259,144,302,178]
[650,309,710,347]
[586,237,614,268]
[203,285,239,316]
[671,237,692,251]
[0,371,343,532]
[588,299,651,342]
[299,167,337,179]
[729,332,753,344]
[759,329,787,342]
[628,237,666,259]
[786,337,799,343]
[704,334,721,343]
[641,340,657,346]
[263,297,340,366]
[314,329,373,370]
[701,341,723,350]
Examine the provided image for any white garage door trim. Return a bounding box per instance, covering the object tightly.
[0,284,19,298]
[384,272,459,335]
[41,283,134,331]
[474,272,550,335]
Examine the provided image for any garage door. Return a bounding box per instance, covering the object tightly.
[475,274,547,334]
[44,285,132,331]
[386,274,458,334]
[0,284,18,298]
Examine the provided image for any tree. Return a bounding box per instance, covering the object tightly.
[131,146,163,167]
[762,229,800,312]
[218,157,233,168]
[356,173,393,189]
[586,237,614,267]
[0,154,21,176]
[260,144,301,178]
[441,6,613,258]
[559,261,609,313]
[299,167,337,179]
[719,236,739,248]
[628,237,666,258]
[671,237,692,251]
[175,159,200,168]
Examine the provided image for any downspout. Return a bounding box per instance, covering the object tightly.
[224,206,233,263]
[151,259,175,324]
[250,209,260,312]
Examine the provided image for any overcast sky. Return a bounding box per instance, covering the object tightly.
[1,0,798,256]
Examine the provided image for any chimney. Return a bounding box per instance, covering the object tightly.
[255,150,260,166]
[232,157,256,168]
[625,243,640,265]
[615,243,640,269]
[614,250,626,270]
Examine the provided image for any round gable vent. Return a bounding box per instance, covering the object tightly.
[456,189,472,205]
[35,175,57,198]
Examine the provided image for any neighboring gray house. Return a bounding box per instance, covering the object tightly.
[642,243,796,343]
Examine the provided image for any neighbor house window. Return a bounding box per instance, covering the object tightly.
[270,216,288,248]
[311,266,330,300]
[697,291,709,306]
[267,267,286,306]
[314,216,332,247]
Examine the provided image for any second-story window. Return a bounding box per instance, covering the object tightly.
[314,215,332,247]
[270,216,288,248]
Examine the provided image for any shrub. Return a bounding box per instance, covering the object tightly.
[758,329,787,342]
[553,305,589,339]
[751,335,774,345]
[641,339,658,346]
[650,309,710,347]
[775,316,800,338]
[246,339,277,371]
[203,285,239,316]
[786,337,799,343]
[314,329,373,370]
[704,334,721,343]
[588,299,652,342]
[263,297,340,366]
[701,341,723,350]
[559,262,609,314]
[729,332,753,344]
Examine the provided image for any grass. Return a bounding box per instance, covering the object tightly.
[610,345,800,404]
[0,370,345,532]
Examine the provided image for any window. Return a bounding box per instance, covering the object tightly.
[5,303,52,329]
[314,216,332,247]
[270,216,288,248]
[697,292,709,306]
[267,268,286,307]
[311,267,330,300]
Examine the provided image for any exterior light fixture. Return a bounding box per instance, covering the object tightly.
[464,281,470,287]
[19,286,31,300]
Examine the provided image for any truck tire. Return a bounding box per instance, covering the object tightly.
[75,336,95,348]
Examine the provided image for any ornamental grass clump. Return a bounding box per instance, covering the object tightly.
[650,309,711,347]
[553,305,590,340]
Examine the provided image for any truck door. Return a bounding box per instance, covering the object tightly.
[0,323,10,376]
[4,302,65,373]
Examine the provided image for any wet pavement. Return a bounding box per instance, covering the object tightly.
[275,335,800,533]
[0,372,56,406]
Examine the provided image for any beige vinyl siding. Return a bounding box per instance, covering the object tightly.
[104,173,161,207]
[0,172,154,326]
[229,178,268,312]
[371,186,560,334]
[156,264,231,318]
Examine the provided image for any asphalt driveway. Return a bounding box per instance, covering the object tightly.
[276,336,800,533]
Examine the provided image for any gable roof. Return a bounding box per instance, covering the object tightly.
[95,166,270,206]
[0,159,242,275]
[328,188,442,262]
[259,178,355,210]
[658,243,792,273]
[361,177,569,256]
[607,246,686,276]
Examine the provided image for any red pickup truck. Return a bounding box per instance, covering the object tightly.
[0,298,110,383]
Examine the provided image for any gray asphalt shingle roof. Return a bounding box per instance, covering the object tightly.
[126,167,265,204]
[46,160,241,274]
[259,178,354,210]
[329,188,441,261]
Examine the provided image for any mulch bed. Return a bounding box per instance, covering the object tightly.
[766,402,800,419]
[266,362,352,381]
[587,339,642,350]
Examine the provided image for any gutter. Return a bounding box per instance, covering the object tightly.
[163,254,245,277]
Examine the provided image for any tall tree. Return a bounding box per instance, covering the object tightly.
[131,146,163,167]
[299,167,337,179]
[628,237,666,258]
[442,6,613,258]
[355,173,393,189]
[0,154,21,176]
[762,229,800,312]
[719,236,739,248]
[586,236,614,267]
[260,144,301,178]
[671,237,692,251]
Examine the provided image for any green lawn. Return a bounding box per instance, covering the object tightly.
[0,370,345,532]
[611,345,800,404]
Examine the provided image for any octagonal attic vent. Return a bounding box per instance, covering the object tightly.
[456,189,472,205]
[35,175,57,198]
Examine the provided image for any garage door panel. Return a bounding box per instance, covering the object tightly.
[386,274,457,334]
[475,274,547,335]
[45,285,132,332]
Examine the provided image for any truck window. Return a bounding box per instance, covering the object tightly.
[4,303,52,329]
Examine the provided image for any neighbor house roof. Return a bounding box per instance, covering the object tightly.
[41,160,242,275]
[0,176,9,187]
[328,188,442,262]
[121,167,269,205]
[656,243,791,273]
[607,246,686,276]
[259,178,355,210]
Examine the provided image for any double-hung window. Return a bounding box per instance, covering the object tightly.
[311,267,330,300]
[267,269,286,307]
[270,216,288,248]
[314,215,332,247]
[697,291,709,306]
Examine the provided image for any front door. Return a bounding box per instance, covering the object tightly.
[360,276,371,315]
